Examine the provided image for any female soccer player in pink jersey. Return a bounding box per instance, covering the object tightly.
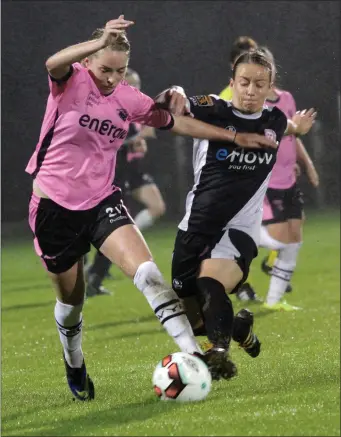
[258,47,319,311]
[26,16,277,401]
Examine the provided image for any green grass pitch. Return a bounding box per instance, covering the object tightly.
[1,212,340,436]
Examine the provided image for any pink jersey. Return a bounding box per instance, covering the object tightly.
[26,63,171,210]
[265,89,297,189]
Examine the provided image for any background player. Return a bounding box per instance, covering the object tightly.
[257,46,320,310]
[219,36,258,101]
[85,68,167,297]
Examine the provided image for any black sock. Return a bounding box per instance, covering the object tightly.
[88,251,112,289]
[196,277,234,349]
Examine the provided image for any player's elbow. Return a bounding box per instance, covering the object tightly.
[45,57,69,79]
[45,58,60,78]
[45,56,57,73]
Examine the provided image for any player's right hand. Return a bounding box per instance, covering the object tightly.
[306,165,319,187]
[100,15,134,46]
[234,133,278,149]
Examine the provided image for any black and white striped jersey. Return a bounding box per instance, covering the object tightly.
[179,95,287,241]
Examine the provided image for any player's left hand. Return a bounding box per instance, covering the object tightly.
[293,108,317,135]
[306,165,319,187]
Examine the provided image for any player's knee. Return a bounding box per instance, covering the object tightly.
[133,260,164,290]
[49,261,85,305]
[260,226,288,250]
[150,200,166,218]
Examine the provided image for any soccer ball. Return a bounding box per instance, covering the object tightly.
[152,352,212,402]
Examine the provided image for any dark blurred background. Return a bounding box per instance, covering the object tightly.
[2,1,340,234]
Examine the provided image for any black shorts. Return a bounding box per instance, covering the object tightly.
[171,228,258,298]
[114,158,155,196]
[29,191,133,274]
[262,183,304,225]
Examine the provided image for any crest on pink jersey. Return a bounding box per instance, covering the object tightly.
[264,129,277,142]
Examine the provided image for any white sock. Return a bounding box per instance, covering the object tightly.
[134,209,155,231]
[266,242,302,305]
[134,261,202,354]
[54,300,84,368]
[259,226,287,250]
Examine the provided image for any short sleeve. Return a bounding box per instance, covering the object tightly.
[272,109,288,144]
[188,95,227,122]
[48,62,83,99]
[130,88,173,129]
[285,91,297,119]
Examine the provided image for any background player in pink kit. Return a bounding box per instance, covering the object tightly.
[26,16,277,401]
[258,47,320,311]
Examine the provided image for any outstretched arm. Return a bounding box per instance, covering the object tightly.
[154,87,278,149]
[170,115,277,149]
[134,88,278,149]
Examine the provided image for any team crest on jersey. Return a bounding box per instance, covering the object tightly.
[117,108,128,121]
[264,129,277,142]
[190,95,214,107]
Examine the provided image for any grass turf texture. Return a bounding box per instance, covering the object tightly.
[1,212,340,436]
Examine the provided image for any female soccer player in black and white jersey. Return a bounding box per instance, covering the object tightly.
[168,50,316,379]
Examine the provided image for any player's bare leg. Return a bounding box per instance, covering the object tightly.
[132,183,166,231]
[85,184,166,297]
